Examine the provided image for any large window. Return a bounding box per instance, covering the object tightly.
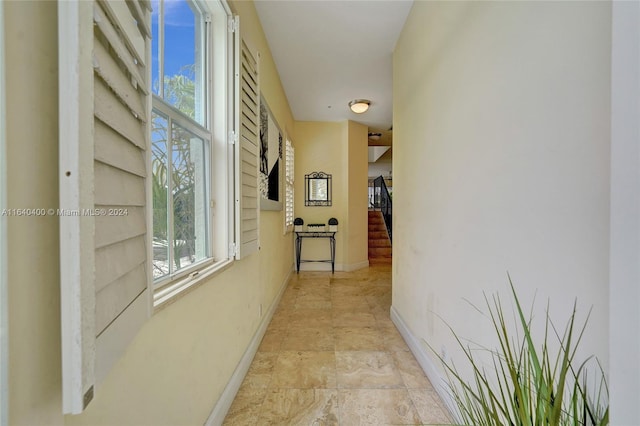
[151,0,232,291]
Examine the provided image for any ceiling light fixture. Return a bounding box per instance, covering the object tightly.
[349,99,370,114]
[368,132,382,141]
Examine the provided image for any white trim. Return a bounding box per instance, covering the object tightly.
[297,263,342,272]
[0,0,7,422]
[260,198,282,211]
[153,259,233,309]
[296,260,369,273]
[204,269,292,426]
[342,260,370,272]
[390,305,457,419]
[59,0,96,414]
[609,2,640,424]
[145,0,154,316]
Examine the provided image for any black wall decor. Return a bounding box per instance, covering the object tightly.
[260,96,282,210]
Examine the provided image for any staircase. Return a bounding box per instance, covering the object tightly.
[368,210,392,264]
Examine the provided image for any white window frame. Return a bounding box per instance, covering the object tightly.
[152,0,236,307]
[151,101,212,278]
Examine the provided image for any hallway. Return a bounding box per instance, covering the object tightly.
[223,265,452,425]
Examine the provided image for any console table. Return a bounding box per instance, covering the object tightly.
[294,231,337,273]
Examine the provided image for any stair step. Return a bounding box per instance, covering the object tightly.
[368,210,391,260]
[369,247,392,257]
[369,257,391,265]
[368,231,389,239]
[368,238,391,248]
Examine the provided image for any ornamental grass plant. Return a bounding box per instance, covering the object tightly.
[432,277,609,426]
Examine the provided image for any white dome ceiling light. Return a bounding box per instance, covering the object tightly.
[368,132,382,141]
[349,99,371,114]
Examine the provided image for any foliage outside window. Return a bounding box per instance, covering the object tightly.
[151,0,210,282]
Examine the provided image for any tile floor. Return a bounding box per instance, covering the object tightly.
[223,265,453,425]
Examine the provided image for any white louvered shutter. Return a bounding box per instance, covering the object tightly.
[59,0,151,414]
[234,23,259,259]
[285,139,294,229]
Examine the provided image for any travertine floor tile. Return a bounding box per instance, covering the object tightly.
[224,265,453,425]
[243,352,277,389]
[292,275,331,286]
[334,327,385,351]
[331,285,368,297]
[409,389,453,425]
[222,386,267,425]
[270,351,337,389]
[295,293,332,310]
[258,328,286,352]
[331,296,372,312]
[332,310,377,327]
[338,388,422,425]
[281,326,335,351]
[391,350,434,389]
[289,309,332,329]
[383,328,412,352]
[268,310,291,330]
[258,388,339,425]
[336,351,404,389]
[298,283,331,296]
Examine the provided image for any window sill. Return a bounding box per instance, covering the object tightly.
[152,258,234,311]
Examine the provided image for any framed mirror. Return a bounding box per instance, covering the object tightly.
[305,172,332,206]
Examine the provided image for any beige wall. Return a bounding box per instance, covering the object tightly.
[6,0,295,424]
[393,0,611,392]
[6,2,63,424]
[346,121,369,267]
[293,120,368,271]
[294,121,347,269]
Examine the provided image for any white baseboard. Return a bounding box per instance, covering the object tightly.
[389,305,457,418]
[296,260,369,272]
[298,262,343,272]
[204,269,292,426]
[342,260,369,272]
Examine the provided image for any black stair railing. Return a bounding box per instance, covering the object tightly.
[372,176,392,243]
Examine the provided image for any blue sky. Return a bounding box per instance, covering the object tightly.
[151,0,197,93]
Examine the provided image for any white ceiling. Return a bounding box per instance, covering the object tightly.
[254,0,413,132]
